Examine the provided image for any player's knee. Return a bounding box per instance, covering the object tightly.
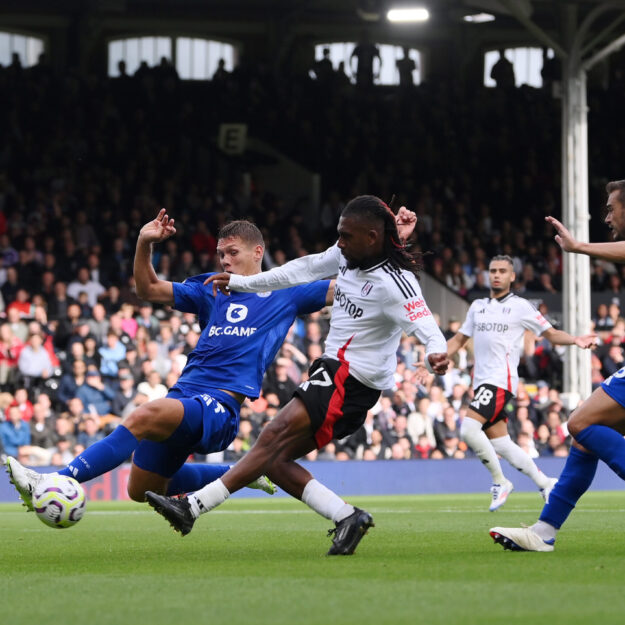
[123,404,157,438]
[126,482,146,502]
[567,409,591,438]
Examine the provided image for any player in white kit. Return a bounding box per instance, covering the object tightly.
[447,256,596,510]
[146,195,449,554]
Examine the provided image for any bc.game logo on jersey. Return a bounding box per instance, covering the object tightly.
[404,298,431,322]
[226,303,248,323]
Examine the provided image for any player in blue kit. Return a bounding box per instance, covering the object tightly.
[491,179,625,551]
[5,209,331,508]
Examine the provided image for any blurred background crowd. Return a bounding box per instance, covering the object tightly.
[1,47,625,467]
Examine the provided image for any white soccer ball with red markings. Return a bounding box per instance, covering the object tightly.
[33,475,86,529]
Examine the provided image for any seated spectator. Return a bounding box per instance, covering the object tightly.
[0,322,23,389]
[67,266,105,308]
[77,414,104,448]
[12,387,33,422]
[76,369,115,416]
[262,357,298,407]
[434,405,462,450]
[57,359,87,407]
[440,432,466,459]
[17,330,54,385]
[111,371,137,417]
[99,330,127,379]
[136,370,167,402]
[0,404,31,457]
[136,302,160,338]
[29,401,57,450]
[414,433,434,459]
[517,431,539,458]
[144,340,171,379]
[88,303,110,344]
[6,306,28,343]
[602,343,625,378]
[119,303,138,339]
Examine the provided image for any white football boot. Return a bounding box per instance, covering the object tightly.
[4,457,55,512]
[490,526,555,552]
[489,478,514,512]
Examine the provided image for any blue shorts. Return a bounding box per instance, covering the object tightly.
[601,366,625,408]
[132,387,241,478]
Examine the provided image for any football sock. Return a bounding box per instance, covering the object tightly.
[575,424,625,480]
[166,464,230,496]
[187,478,230,518]
[59,425,138,483]
[538,446,598,530]
[460,417,506,483]
[530,520,558,542]
[301,478,354,523]
[490,434,550,489]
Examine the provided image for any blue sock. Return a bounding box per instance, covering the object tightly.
[539,446,598,529]
[574,424,625,480]
[166,464,230,496]
[59,425,139,483]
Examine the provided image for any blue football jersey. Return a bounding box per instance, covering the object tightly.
[171,273,329,398]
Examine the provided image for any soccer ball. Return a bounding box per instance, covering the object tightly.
[33,475,86,529]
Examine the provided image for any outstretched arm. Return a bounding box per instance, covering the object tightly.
[542,327,597,349]
[205,244,341,296]
[134,208,176,305]
[447,331,469,358]
[546,216,625,262]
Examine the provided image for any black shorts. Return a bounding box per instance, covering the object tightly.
[469,383,513,431]
[293,357,381,448]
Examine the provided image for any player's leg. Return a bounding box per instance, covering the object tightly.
[486,421,556,500]
[185,398,313,515]
[490,438,599,552]
[6,398,187,509]
[460,390,512,510]
[567,387,625,479]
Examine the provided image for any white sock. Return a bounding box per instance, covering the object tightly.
[531,520,558,542]
[461,417,506,483]
[490,435,549,489]
[187,478,230,518]
[301,479,354,523]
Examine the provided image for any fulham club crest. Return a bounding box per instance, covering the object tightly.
[361,281,374,296]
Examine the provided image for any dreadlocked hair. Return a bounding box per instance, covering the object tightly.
[342,195,423,278]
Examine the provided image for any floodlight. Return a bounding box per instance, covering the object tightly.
[387,7,430,23]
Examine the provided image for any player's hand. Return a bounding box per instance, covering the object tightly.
[412,362,430,385]
[204,272,232,296]
[545,216,579,253]
[575,333,598,349]
[428,353,450,375]
[395,206,417,243]
[138,208,176,244]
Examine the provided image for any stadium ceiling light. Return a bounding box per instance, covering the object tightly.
[387,7,430,23]
[463,13,495,23]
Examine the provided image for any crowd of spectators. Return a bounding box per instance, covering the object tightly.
[3,47,625,466]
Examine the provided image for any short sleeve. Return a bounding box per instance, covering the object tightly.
[458,302,477,337]
[520,299,552,335]
[172,273,215,319]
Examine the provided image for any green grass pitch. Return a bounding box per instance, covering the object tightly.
[1,491,624,625]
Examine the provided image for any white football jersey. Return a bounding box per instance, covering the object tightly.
[228,243,447,390]
[459,293,551,395]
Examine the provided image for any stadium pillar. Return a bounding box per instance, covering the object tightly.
[500,0,625,403]
[561,53,592,404]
